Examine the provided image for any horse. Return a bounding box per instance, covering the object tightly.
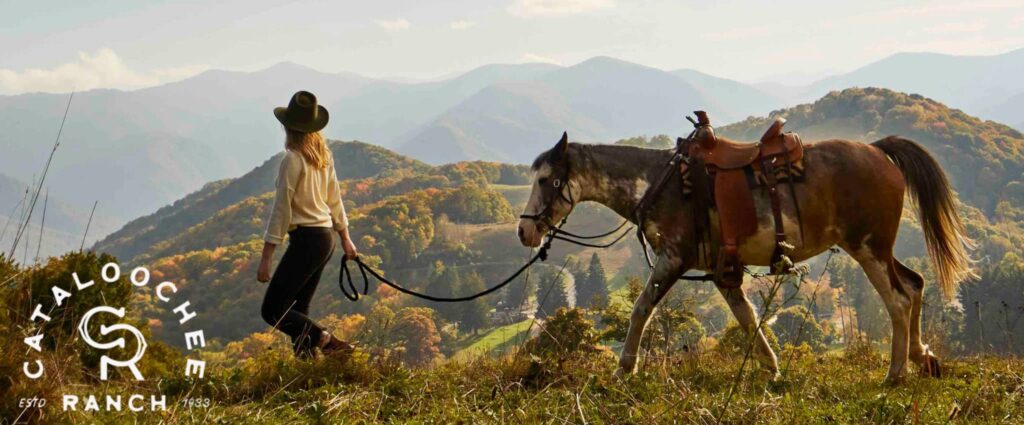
[517,131,975,383]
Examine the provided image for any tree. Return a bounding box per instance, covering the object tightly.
[457,271,491,333]
[600,276,643,340]
[392,307,443,367]
[435,185,514,224]
[576,253,610,309]
[828,254,887,341]
[959,252,1024,355]
[358,304,396,349]
[527,308,600,358]
[502,273,536,314]
[535,267,570,319]
[363,196,435,266]
[423,262,460,323]
[716,322,780,357]
[771,305,826,352]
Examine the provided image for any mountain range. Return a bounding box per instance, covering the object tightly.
[92,87,1024,346]
[767,48,1024,129]
[2,48,1023,243]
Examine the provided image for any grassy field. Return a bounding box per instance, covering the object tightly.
[8,344,1022,424]
[450,319,534,362]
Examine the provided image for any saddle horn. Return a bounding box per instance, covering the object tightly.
[695,110,711,126]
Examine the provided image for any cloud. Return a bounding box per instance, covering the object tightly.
[375,18,411,31]
[706,23,789,41]
[0,48,207,95]
[521,53,561,65]
[1008,15,1024,29]
[450,20,475,30]
[861,34,1024,57]
[508,0,615,18]
[922,20,987,34]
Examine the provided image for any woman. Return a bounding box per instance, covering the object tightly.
[257,90,358,359]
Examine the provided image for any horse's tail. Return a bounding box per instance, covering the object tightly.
[872,136,977,299]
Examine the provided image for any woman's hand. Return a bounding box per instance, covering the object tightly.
[257,259,272,283]
[257,242,276,283]
[342,237,359,259]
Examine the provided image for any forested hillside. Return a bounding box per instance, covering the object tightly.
[5,88,1024,423]
[95,138,628,347]
[89,88,1024,359]
[93,141,431,261]
[719,87,1024,216]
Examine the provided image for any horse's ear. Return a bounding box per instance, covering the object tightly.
[552,131,569,161]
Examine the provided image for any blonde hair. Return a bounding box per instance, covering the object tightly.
[285,129,330,169]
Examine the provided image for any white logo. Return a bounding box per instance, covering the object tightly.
[77,306,148,381]
[20,260,210,413]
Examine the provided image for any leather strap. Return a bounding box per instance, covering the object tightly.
[783,135,805,245]
[761,156,788,273]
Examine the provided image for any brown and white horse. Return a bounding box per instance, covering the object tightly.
[517,133,974,383]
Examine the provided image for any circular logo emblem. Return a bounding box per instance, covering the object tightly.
[20,261,210,414]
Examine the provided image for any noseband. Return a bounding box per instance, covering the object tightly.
[519,169,574,229]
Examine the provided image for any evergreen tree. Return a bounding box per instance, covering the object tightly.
[960,252,1024,355]
[827,254,887,341]
[577,253,610,309]
[536,267,570,319]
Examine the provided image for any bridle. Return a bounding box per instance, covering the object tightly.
[518,167,574,229]
[518,159,631,247]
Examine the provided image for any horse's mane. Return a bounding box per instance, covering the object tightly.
[570,143,671,180]
[532,142,671,173]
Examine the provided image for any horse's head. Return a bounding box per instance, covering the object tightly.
[518,132,574,247]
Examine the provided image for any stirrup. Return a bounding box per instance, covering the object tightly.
[714,248,744,289]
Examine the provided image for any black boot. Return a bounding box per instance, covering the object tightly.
[319,331,355,360]
[292,334,319,360]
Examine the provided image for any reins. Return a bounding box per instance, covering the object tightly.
[338,116,759,302]
[339,170,633,303]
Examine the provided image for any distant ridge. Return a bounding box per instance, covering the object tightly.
[4,49,1024,238]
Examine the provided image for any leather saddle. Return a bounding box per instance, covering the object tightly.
[685,111,804,288]
[695,115,804,169]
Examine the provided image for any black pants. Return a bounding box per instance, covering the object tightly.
[261,226,335,354]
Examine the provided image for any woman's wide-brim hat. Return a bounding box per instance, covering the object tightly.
[274,90,329,133]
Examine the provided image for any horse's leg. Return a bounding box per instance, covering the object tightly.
[615,256,683,377]
[893,259,942,377]
[716,286,780,378]
[849,248,913,383]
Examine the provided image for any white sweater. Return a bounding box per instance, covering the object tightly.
[263,150,349,244]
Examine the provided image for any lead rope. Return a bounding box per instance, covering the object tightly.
[340,184,633,303]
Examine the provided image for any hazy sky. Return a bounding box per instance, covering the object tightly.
[2,0,1023,94]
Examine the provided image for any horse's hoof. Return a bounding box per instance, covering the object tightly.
[883,373,906,386]
[924,355,942,378]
